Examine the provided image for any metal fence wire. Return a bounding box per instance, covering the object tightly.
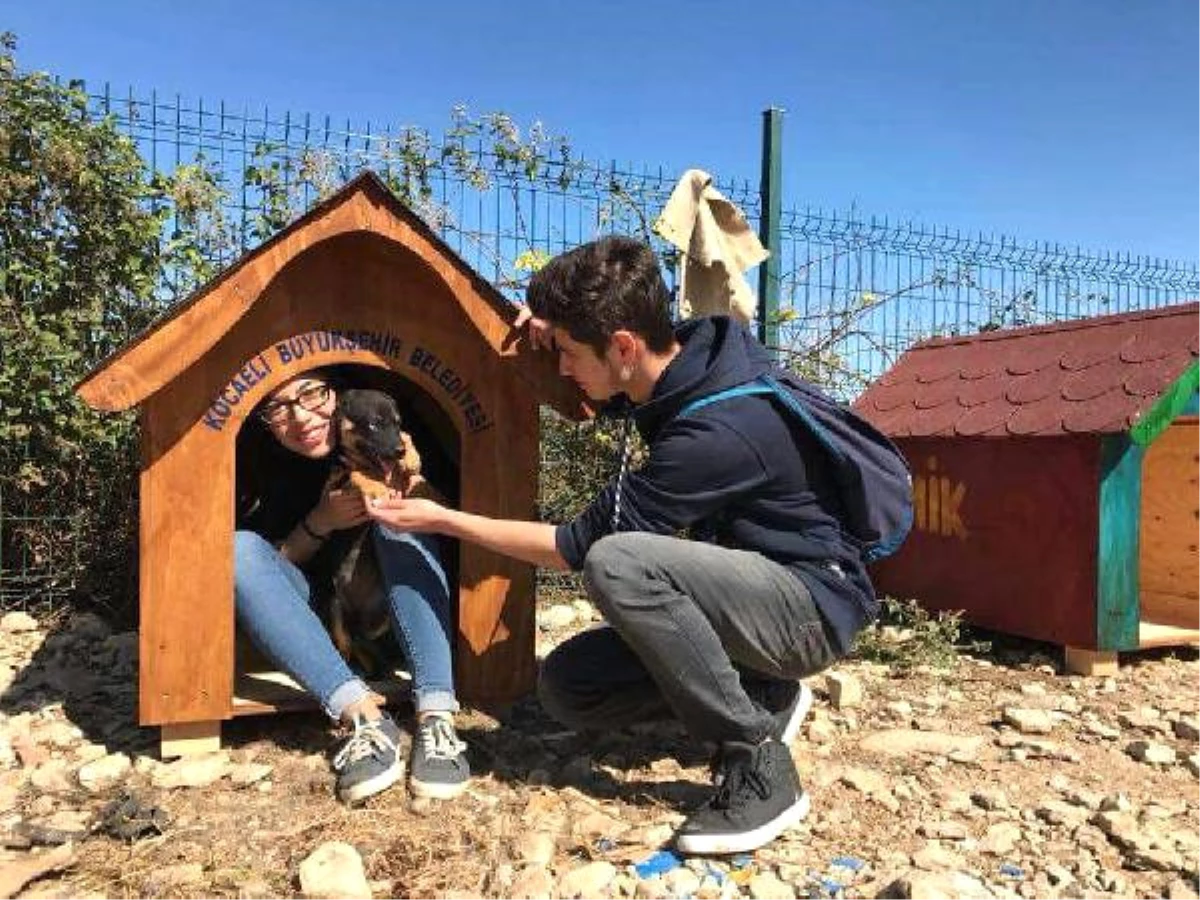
[91,86,1197,389]
[0,84,1196,610]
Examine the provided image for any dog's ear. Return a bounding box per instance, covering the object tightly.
[384,394,402,425]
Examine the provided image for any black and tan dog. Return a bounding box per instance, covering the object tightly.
[327,389,444,675]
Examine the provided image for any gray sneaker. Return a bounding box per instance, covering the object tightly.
[409,714,470,800]
[333,714,405,803]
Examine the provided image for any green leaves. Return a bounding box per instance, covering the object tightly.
[0,35,183,616]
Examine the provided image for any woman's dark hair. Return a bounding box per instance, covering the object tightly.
[526,236,674,356]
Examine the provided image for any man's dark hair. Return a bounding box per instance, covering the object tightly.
[526,236,675,355]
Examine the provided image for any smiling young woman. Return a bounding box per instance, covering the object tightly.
[234,370,471,803]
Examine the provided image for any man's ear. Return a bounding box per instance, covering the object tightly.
[609,329,640,366]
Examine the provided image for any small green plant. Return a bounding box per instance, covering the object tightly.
[852,596,985,670]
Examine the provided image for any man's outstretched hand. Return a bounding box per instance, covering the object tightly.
[513,305,555,351]
[365,494,447,534]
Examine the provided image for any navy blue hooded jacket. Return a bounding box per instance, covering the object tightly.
[555,316,879,654]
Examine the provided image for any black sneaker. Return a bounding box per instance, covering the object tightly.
[709,681,813,789]
[772,682,814,744]
[744,678,813,744]
[676,739,810,855]
[333,714,405,803]
[409,714,470,800]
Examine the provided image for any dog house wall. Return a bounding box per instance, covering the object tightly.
[870,434,1104,649]
[856,303,1199,661]
[78,174,585,732]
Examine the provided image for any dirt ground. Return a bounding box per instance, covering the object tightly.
[0,596,1197,900]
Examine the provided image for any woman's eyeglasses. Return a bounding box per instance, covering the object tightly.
[258,383,332,425]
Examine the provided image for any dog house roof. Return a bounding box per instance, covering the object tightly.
[854,301,1199,440]
[77,171,583,418]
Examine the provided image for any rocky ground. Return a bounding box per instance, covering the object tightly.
[0,601,1198,900]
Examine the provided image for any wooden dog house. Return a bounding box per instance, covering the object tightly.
[77,173,584,754]
[855,303,1199,675]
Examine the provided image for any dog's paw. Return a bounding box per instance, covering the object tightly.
[349,470,392,502]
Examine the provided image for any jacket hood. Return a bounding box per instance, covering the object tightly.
[633,316,773,440]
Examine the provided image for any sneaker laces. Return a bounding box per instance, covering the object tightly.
[333,716,396,771]
[419,715,466,762]
[710,748,771,811]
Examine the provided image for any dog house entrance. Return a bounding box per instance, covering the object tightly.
[229,363,460,722]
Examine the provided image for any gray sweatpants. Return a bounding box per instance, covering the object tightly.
[538,532,840,745]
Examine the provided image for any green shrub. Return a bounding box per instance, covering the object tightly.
[0,34,179,619]
[852,596,986,671]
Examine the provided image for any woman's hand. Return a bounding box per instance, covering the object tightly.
[307,475,371,535]
[365,495,447,534]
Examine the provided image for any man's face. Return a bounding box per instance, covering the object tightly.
[552,328,621,402]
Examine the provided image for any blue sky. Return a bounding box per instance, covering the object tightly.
[6,0,1198,262]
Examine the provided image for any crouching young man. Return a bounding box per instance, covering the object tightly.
[366,235,885,854]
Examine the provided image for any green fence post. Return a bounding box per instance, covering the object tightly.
[757,107,784,353]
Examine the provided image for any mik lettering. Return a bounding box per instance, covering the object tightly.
[913,456,968,539]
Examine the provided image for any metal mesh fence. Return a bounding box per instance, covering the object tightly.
[1,83,1196,611]
[89,85,1197,394]
[772,209,1197,392]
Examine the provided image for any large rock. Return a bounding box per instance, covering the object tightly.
[825,672,863,709]
[510,865,554,900]
[558,861,617,899]
[298,841,372,899]
[749,872,796,899]
[539,604,577,631]
[514,831,556,865]
[144,862,205,894]
[859,729,984,758]
[840,767,889,795]
[1002,707,1055,735]
[151,752,231,789]
[663,868,702,897]
[228,762,274,787]
[1125,740,1177,765]
[0,612,39,633]
[29,759,73,794]
[78,753,131,793]
[0,843,75,899]
[887,870,995,899]
[979,821,1022,855]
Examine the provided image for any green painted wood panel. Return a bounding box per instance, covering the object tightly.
[1096,434,1144,650]
[1130,360,1199,447]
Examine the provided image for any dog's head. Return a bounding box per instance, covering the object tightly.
[336,389,404,478]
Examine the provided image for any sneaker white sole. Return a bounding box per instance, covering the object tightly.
[409,775,470,800]
[338,759,405,803]
[674,791,811,856]
[779,683,814,745]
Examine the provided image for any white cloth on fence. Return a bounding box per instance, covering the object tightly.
[653,168,769,323]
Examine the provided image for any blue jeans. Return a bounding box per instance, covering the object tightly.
[234,527,458,720]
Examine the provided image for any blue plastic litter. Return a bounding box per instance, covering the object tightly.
[820,877,845,895]
[634,850,683,879]
[731,853,754,869]
[703,863,727,884]
[999,863,1025,879]
[830,859,868,873]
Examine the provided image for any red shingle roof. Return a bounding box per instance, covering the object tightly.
[854,302,1199,438]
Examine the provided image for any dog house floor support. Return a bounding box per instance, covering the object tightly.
[159,669,416,758]
[1063,647,1119,677]
[160,721,222,759]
